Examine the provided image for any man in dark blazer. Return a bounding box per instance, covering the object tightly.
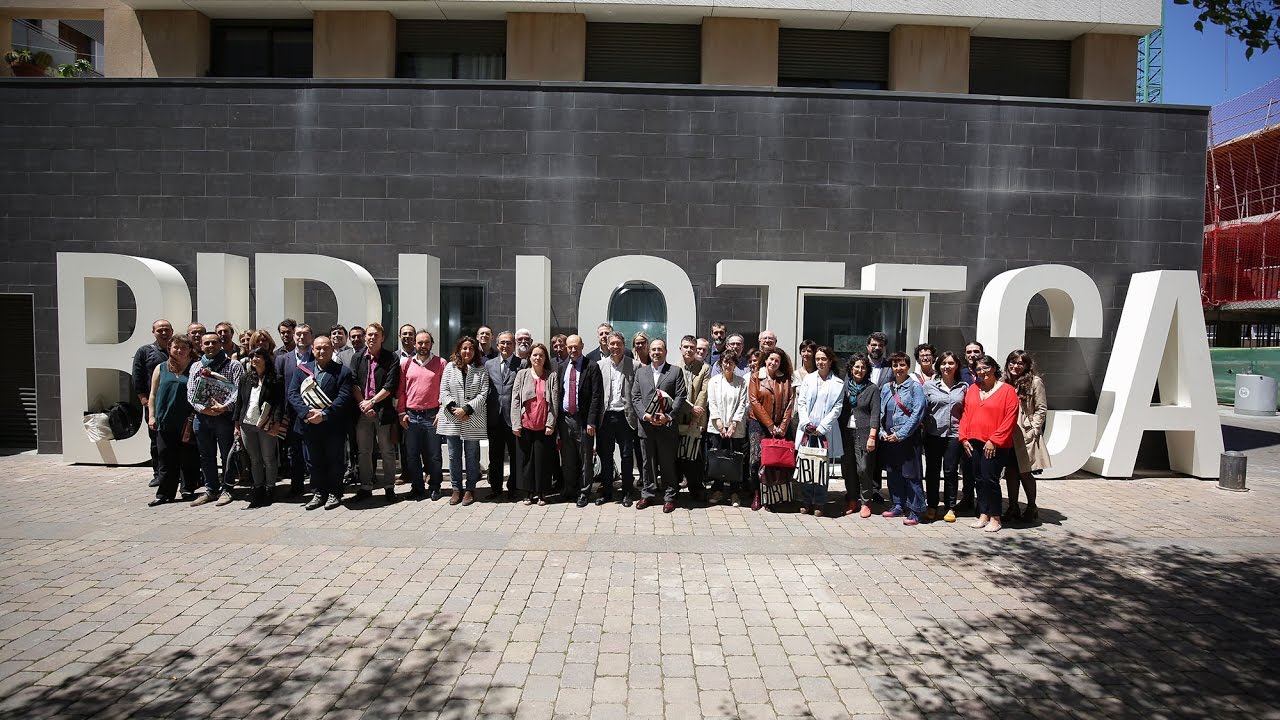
[630,338,687,513]
[558,334,603,508]
[287,336,355,511]
[351,323,402,503]
[276,323,314,496]
[484,331,527,500]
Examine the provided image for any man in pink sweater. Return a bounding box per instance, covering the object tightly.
[398,330,447,500]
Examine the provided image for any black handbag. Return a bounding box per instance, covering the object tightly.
[706,447,744,483]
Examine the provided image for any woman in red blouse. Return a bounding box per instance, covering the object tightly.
[958,354,1020,533]
[512,344,559,506]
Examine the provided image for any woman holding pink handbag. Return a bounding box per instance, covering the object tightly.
[749,349,796,512]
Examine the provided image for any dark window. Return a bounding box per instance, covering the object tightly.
[210,21,313,78]
[586,23,700,84]
[0,294,36,450]
[802,295,908,357]
[778,28,888,90]
[969,36,1071,98]
[397,20,505,79]
[374,282,487,356]
[439,285,486,354]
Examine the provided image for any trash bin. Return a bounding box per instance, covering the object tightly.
[1234,374,1277,416]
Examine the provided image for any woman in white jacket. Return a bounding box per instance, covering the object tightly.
[706,351,749,506]
[794,346,845,515]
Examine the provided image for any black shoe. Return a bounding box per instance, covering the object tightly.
[430,488,442,502]
[147,497,169,507]
[351,489,371,501]
[385,489,400,503]
[408,487,425,500]
[576,495,590,508]
[488,490,506,503]
[180,492,198,502]
[622,496,633,508]
[148,477,161,488]
[871,492,885,504]
[594,497,606,506]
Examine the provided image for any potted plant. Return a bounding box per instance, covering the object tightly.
[57,59,93,77]
[4,48,54,77]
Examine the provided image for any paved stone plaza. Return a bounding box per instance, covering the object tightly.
[0,410,1277,719]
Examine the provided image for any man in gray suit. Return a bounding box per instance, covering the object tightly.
[484,331,526,501]
[594,331,638,506]
[631,339,687,513]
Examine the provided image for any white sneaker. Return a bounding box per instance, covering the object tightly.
[730,493,741,508]
[324,494,342,510]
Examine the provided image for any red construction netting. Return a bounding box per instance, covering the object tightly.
[1203,78,1280,306]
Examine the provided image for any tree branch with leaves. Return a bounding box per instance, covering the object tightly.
[1174,0,1280,58]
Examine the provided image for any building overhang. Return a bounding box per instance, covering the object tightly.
[98,0,1160,36]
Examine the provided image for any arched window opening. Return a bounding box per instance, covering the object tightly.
[608,282,666,343]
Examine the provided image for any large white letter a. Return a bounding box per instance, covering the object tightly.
[1087,271,1223,478]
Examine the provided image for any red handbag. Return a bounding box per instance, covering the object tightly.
[760,438,796,469]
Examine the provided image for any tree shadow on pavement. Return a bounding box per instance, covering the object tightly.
[828,538,1280,717]
[0,595,485,719]
[1222,423,1280,453]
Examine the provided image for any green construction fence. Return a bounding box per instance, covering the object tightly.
[1212,347,1280,405]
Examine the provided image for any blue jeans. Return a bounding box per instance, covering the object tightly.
[404,409,444,491]
[881,433,925,518]
[924,434,962,509]
[193,412,234,497]
[446,436,481,491]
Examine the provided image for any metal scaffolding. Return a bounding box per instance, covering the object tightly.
[1137,28,1163,103]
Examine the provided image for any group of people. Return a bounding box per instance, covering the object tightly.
[132,318,1050,530]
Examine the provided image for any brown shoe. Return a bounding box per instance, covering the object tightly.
[449,491,462,505]
[191,493,215,507]
[462,491,475,506]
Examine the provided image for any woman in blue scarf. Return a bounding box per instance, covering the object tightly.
[838,353,880,517]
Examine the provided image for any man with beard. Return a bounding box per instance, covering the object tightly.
[707,322,727,367]
[188,332,244,506]
[866,332,892,387]
[275,319,297,357]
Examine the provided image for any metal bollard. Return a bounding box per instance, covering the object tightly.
[1219,451,1249,492]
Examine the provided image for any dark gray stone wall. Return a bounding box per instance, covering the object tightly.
[0,79,1208,454]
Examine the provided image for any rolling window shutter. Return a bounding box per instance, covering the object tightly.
[778,29,888,86]
[586,23,700,84]
[969,37,1071,98]
[397,20,507,55]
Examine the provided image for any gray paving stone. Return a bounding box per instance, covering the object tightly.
[0,439,1277,718]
